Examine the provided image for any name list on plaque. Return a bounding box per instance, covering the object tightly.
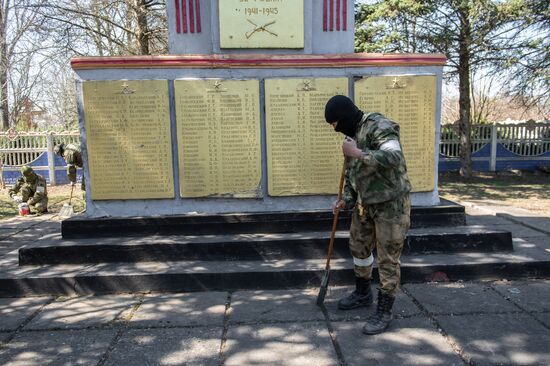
[354,75,437,192]
[175,79,262,198]
[265,78,348,196]
[82,80,174,200]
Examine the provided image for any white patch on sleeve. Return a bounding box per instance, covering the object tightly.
[379,140,402,152]
[36,186,45,193]
[353,254,374,267]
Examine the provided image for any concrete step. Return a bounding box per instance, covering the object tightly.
[1,246,548,297]
[19,225,512,265]
[61,200,466,239]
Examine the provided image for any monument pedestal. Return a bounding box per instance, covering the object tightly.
[4,1,531,297]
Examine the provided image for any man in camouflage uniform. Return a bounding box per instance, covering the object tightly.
[9,166,48,214]
[54,143,84,192]
[324,95,411,335]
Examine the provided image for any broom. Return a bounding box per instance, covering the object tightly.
[316,158,347,306]
[60,184,75,218]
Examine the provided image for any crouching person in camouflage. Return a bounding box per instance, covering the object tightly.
[9,165,48,214]
[324,95,411,335]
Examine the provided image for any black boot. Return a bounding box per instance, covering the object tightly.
[338,277,373,310]
[362,291,395,335]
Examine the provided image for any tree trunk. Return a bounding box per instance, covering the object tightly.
[0,50,8,130]
[134,0,150,55]
[457,3,472,178]
[0,2,9,130]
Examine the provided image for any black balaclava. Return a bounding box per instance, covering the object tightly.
[324,95,364,138]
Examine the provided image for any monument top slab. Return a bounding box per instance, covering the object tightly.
[167,0,355,55]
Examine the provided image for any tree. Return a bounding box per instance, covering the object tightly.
[0,0,44,130]
[38,0,167,56]
[498,0,549,117]
[356,0,533,178]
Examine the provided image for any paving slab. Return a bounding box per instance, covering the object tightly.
[323,286,421,321]
[0,331,12,344]
[0,329,115,366]
[223,322,338,366]
[24,294,138,330]
[501,223,550,239]
[465,215,510,226]
[229,289,324,324]
[404,282,518,315]
[0,297,52,330]
[492,280,550,313]
[333,317,463,366]
[497,213,550,235]
[436,313,550,365]
[128,292,227,327]
[104,327,221,366]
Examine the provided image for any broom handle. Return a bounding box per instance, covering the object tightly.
[325,157,347,269]
[69,183,74,205]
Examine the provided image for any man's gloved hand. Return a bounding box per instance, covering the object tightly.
[12,195,22,204]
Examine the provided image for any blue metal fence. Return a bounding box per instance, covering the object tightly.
[439,121,550,172]
[1,130,82,187]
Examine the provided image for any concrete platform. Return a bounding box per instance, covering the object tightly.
[2,200,549,297]
[61,200,466,239]
[19,225,512,265]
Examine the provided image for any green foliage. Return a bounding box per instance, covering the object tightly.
[355,0,549,107]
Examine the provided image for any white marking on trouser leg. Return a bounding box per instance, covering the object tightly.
[353,254,374,267]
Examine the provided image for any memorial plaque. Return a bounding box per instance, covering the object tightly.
[354,75,437,192]
[265,78,348,196]
[219,0,304,49]
[175,79,262,198]
[82,80,174,200]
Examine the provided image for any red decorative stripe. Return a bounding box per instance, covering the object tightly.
[323,0,327,31]
[71,54,447,70]
[343,0,347,31]
[174,0,181,33]
[336,0,341,31]
[188,0,195,33]
[182,0,188,33]
[329,0,334,31]
[195,0,201,33]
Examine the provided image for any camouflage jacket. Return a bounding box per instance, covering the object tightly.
[9,173,48,204]
[62,144,83,183]
[342,112,412,206]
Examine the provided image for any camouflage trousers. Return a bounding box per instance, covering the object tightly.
[21,186,48,213]
[348,193,411,297]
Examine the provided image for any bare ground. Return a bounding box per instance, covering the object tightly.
[438,171,550,215]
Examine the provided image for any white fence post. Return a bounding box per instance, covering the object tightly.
[47,132,56,185]
[490,123,498,172]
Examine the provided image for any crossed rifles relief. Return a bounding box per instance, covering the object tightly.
[246,19,278,39]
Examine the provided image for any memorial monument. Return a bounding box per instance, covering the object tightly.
[9,1,521,298]
[71,0,446,218]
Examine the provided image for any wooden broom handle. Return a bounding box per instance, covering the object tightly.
[325,158,347,269]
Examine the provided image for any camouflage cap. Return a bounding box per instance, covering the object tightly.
[53,143,65,156]
[21,165,34,177]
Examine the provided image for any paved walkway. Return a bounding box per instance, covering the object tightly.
[0,280,548,365]
[0,204,549,365]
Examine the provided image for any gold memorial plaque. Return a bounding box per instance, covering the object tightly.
[175,79,262,198]
[219,0,304,49]
[265,78,348,196]
[354,75,437,192]
[83,80,174,200]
